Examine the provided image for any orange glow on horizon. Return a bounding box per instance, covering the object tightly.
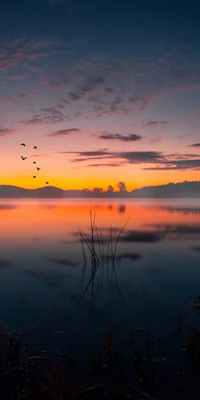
[1,170,200,191]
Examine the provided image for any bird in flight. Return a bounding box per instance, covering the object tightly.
[33,176,36,178]
[36,167,41,171]
[21,143,26,146]
[34,146,37,149]
[46,182,49,184]
[21,156,27,160]
[33,161,36,164]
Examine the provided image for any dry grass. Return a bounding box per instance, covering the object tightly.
[78,208,130,307]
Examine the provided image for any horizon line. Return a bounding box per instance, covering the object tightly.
[1,180,200,192]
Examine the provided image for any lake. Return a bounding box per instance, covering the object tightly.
[1,198,200,396]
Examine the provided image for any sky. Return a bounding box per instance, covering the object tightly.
[0,0,200,190]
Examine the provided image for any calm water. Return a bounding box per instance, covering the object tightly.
[1,198,200,352]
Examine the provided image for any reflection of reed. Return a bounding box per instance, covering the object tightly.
[78,208,129,308]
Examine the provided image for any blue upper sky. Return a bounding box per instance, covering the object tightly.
[1,0,200,41]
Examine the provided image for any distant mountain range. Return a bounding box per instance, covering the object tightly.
[0,181,200,198]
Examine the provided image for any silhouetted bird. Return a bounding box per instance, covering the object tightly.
[21,143,25,146]
[21,156,27,160]
[46,182,49,184]
[36,167,41,171]
[33,161,36,164]
[33,176,36,178]
[34,146,37,149]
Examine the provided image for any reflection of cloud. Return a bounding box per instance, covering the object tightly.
[142,266,168,274]
[26,269,64,278]
[0,203,18,210]
[130,284,155,298]
[25,269,65,288]
[159,206,200,215]
[120,231,162,243]
[48,257,80,267]
[32,236,50,241]
[40,204,57,209]
[192,246,200,252]
[118,252,142,261]
[56,239,77,244]
[72,228,162,244]
[145,223,200,235]
[69,293,81,302]
[0,258,15,267]
[69,291,104,316]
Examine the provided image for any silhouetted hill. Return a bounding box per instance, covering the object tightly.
[0,181,200,198]
[131,181,200,198]
[34,186,64,198]
[0,185,64,198]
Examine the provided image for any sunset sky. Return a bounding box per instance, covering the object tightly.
[1,0,200,190]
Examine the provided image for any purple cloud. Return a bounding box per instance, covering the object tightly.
[142,121,168,128]
[99,133,142,142]
[58,149,200,170]
[188,143,200,147]
[45,128,80,137]
[0,128,16,137]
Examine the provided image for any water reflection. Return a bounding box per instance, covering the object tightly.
[0,198,200,339]
[118,204,126,213]
[0,258,15,268]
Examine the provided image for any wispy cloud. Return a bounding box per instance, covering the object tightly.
[98,133,142,142]
[21,106,69,124]
[143,159,200,170]
[18,93,28,99]
[188,143,200,147]
[62,150,162,164]
[59,149,200,170]
[142,121,168,128]
[0,128,16,137]
[0,37,60,72]
[88,162,124,167]
[45,128,80,137]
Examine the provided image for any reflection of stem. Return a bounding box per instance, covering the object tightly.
[113,218,130,266]
[78,212,129,308]
[128,383,156,400]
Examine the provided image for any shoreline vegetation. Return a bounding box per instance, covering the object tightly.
[1,215,200,399]
[0,181,200,198]
[1,297,200,400]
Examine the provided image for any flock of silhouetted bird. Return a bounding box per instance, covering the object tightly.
[20,143,49,184]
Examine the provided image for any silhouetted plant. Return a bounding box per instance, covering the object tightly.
[78,209,130,307]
